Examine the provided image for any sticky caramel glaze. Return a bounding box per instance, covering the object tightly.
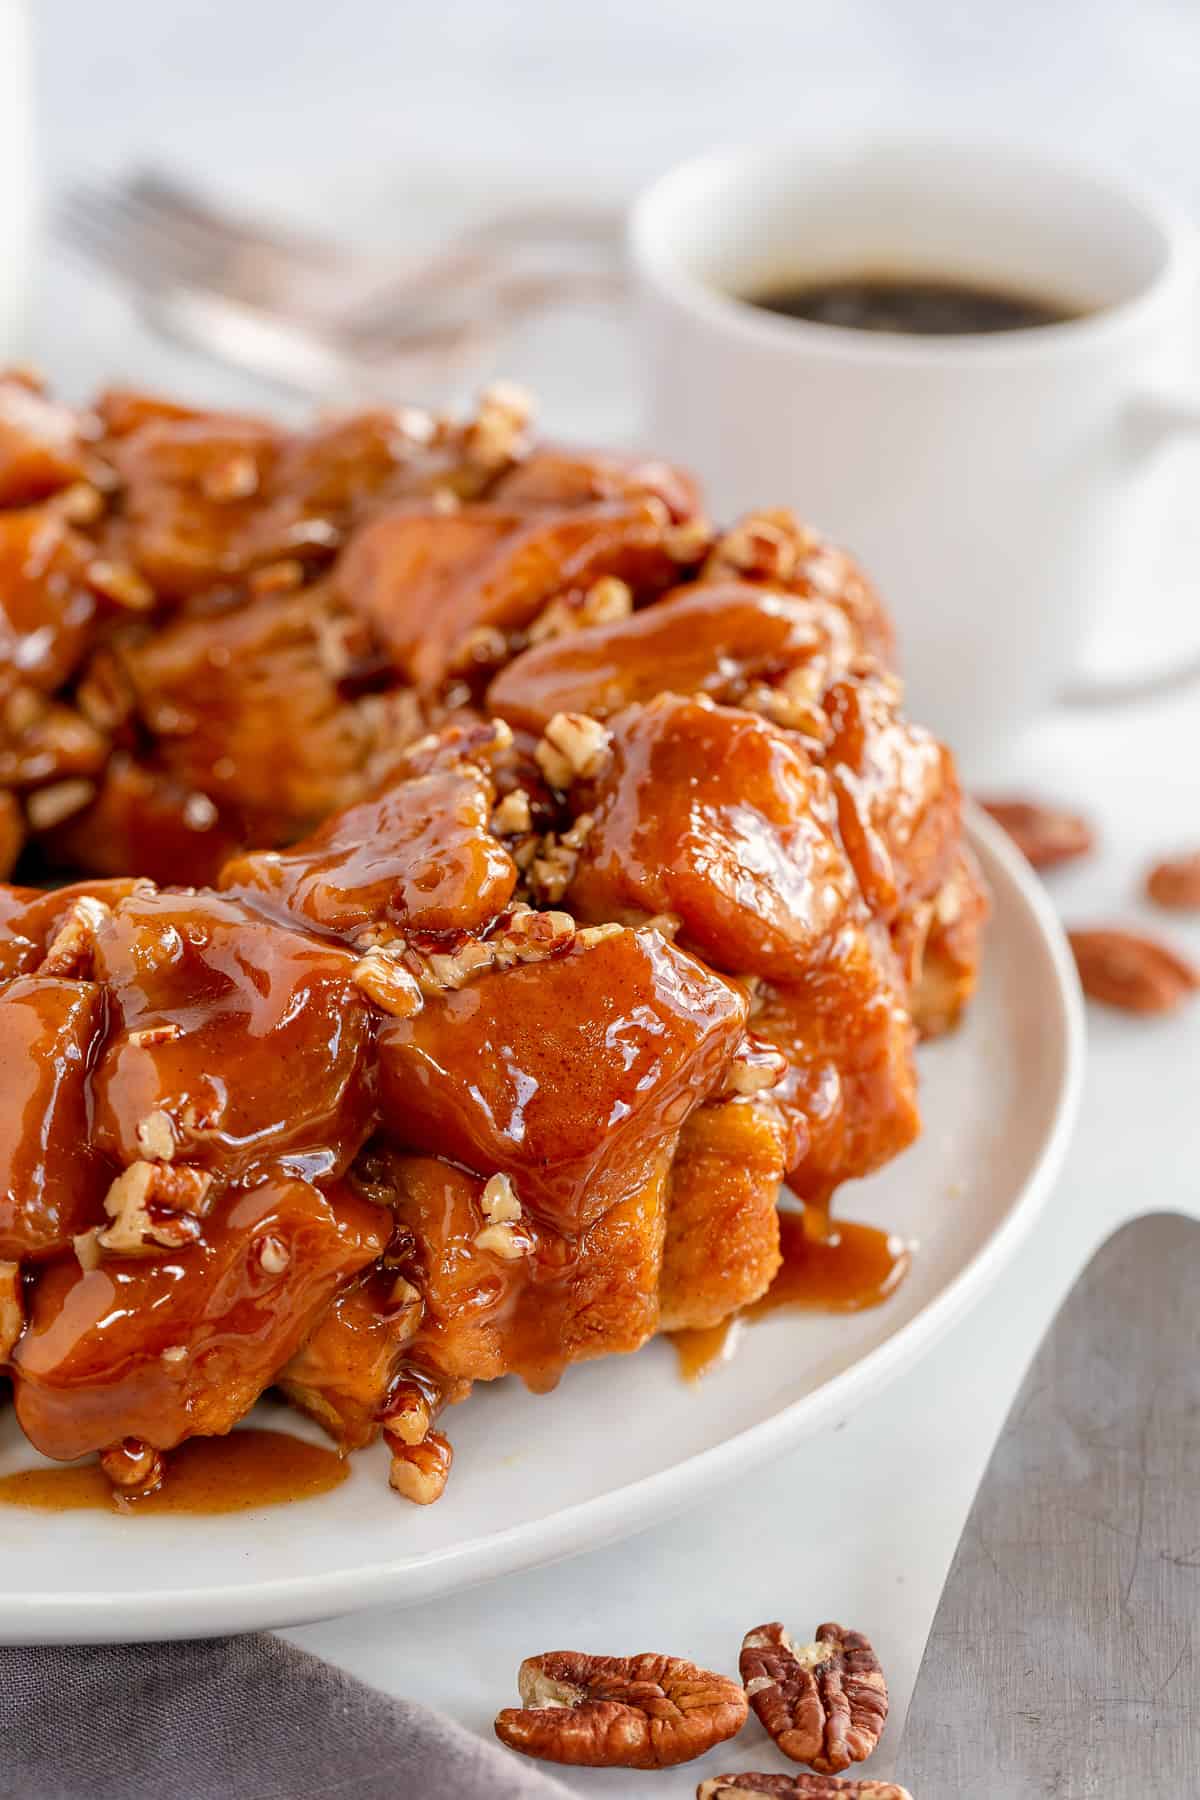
[753,1206,910,1313]
[486,583,860,734]
[390,1152,668,1391]
[485,573,962,994]
[89,888,375,1186]
[0,508,99,692]
[566,695,860,984]
[822,675,959,930]
[0,879,148,978]
[562,695,921,1195]
[377,926,747,1234]
[111,589,382,851]
[279,1266,419,1451]
[0,380,92,506]
[0,977,110,1259]
[336,498,688,689]
[12,1177,390,1460]
[753,936,920,1200]
[0,1428,348,1514]
[671,1208,911,1380]
[100,407,468,602]
[221,762,517,939]
[489,443,701,518]
[699,513,892,653]
[671,1317,744,1381]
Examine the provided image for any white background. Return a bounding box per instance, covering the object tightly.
[17,3,1200,1792]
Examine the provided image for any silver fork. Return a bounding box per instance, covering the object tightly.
[56,168,627,397]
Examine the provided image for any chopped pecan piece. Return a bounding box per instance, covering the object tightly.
[100,1436,164,1497]
[37,894,112,978]
[381,1379,432,1447]
[134,1108,177,1163]
[534,711,612,789]
[1067,928,1199,1015]
[407,935,497,994]
[977,797,1094,869]
[664,515,714,563]
[491,906,576,965]
[491,787,533,835]
[386,1427,452,1504]
[712,510,811,583]
[698,1777,912,1798]
[72,1229,102,1272]
[474,1170,532,1260]
[0,1261,23,1363]
[527,575,634,644]
[1145,849,1200,912]
[739,1622,887,1775]
[574,921,623,949]
[127,1022,181,1048]
[461,380,534,476]
[350,948,423,1018]
[494,1650,748,1769]
[96,1160,214,1255]
[723,1035,789,1097]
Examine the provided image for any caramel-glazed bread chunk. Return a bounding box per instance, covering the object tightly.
[0,376,984,1503]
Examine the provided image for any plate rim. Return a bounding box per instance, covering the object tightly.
[0,804,1085,1642]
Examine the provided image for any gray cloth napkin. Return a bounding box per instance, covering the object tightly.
[0,1634,575,1799]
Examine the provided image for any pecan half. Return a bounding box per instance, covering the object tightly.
[977,797,1094,869]
[1067,927,1199,1015]
[1146,850,1200,912]
[494,1650,748,1768]
[739,1622,887,1775]
[698,1777,912,1798]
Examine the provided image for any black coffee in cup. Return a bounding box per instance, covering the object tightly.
[746,273,1080,335]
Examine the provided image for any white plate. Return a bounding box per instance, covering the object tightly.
[0,807,1083,1644]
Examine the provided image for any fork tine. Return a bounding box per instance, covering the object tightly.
[56,182,221,289]
[120,172,300,273]
[55,191,177,289]
[127,168,343,270]
[57,172,348,318]
[111,179,242,272]
[56,169,624,392]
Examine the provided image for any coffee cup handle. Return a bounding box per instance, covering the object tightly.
[1059,390,1200,706]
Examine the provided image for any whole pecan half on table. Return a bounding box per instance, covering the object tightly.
[1067,928,1199,1015]
[494,1649,748,1768]
[1146,849,1200,911]
[739,1622,887,1775]
[698,1776,912,1798]
[977,797,1094,869]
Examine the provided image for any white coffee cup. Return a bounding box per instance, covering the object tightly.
[630,134,1200,768]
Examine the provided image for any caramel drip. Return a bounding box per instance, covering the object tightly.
[671,1209,911,1381]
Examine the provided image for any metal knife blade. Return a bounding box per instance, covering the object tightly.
[899,1212,1200,1799]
